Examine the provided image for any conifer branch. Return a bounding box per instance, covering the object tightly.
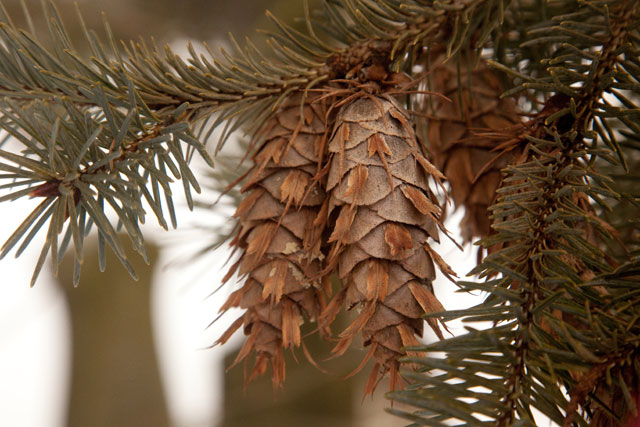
[0,89,212,285]
[390,0,640,424]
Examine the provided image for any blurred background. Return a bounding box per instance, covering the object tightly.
[0,1,481,426]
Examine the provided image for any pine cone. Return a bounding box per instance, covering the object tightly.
[320,95,451,394]
[216,93,330,388]
[425,54,523,242]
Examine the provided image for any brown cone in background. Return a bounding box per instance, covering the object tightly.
[216,93,331,389]
[320,94,454,395]
[425,53,524,243]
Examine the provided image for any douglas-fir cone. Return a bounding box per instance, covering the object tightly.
[216,93,330,389]
[320,94,452,394]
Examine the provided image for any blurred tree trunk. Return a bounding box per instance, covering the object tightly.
[57,240,169,427]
